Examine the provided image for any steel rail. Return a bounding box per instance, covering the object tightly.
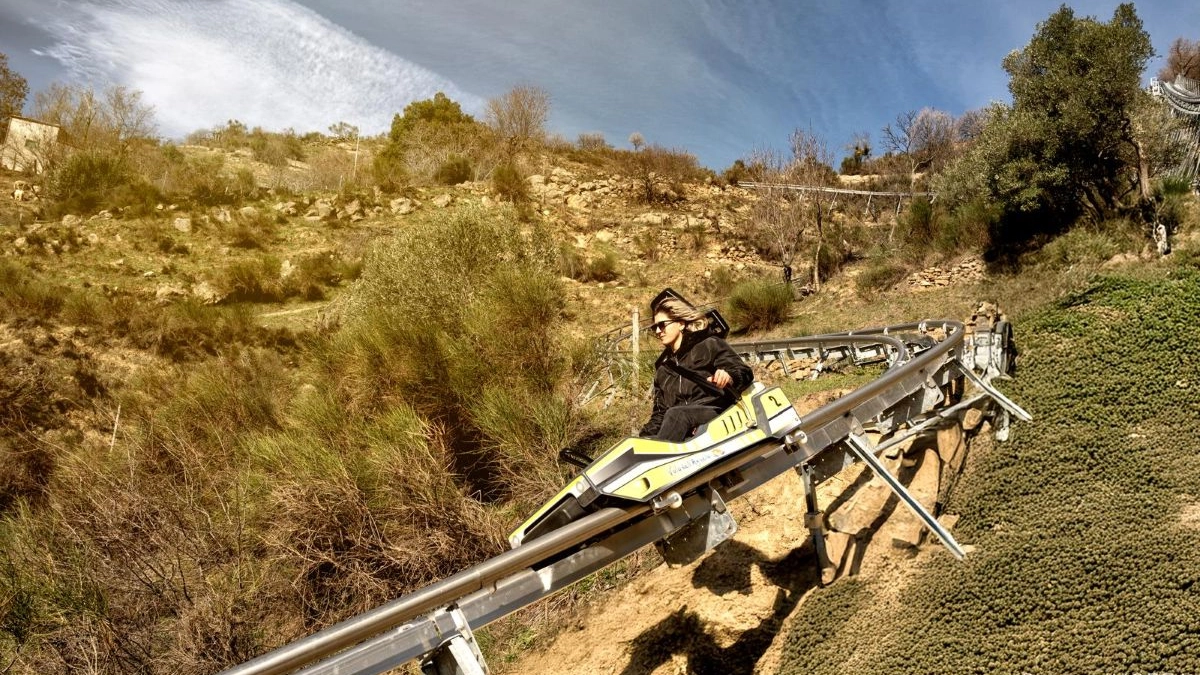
[224,320,972,675]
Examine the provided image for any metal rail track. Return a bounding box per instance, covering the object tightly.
[222,319,1029,675]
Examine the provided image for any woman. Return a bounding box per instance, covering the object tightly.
[640,297,754,441]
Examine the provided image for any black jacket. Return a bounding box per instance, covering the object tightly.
[640,331,754,437]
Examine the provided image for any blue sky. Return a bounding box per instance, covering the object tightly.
[2,0,1198,168]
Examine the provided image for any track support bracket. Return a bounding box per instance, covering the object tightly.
[845,424,965,560]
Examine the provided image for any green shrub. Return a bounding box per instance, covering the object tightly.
[336,203,574,499]
[434,155,472,185]
[371,145,408,194]
[586,249,619,282]
[682,221,708,252]
[705,265,736,296]
[725,280,792,332]
[46,151,131,215]
[215,257,285,303]
[491,162,528,202]
[557,242,586,280]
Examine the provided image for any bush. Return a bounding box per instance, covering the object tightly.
[1031,226,1126,270]
[586,249,619,282]
[705,266,736,296]
[491,162,528,202]
[682,221,708,252]
[725,280,792,332]
[46,151,131,215]
[215,257,285,303]
[337,203,575,499]
[634,231,660,262]
[433,155,472,185]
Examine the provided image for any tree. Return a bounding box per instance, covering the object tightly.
[485,85,550,157]
[327,121,359,142]
[388,92,474,143]
[378,92,483,186]
[787,129,839,291]
[1158,37,1200,82]
[882,108,954,187]
[942,4,1153,257]
[744,129,838,291]
[0,52,28,122]
[33,82,156,155]
[629,132,645,151]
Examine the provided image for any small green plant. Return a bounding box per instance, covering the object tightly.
[725,280,792,332]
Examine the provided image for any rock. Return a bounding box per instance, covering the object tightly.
[890,448,942,548]
[432,194,453,208]
[635,212,667,226]
[315,200,333,219]
[280,260,295,279]
[214,207,233,223]
[594,230,615,244]
[390,197,415,215]
[566,194,589,211]
[344,199,362,217]
[62,214,82,227]
[173,217,192,233]
[937,423,966,476]
[13,236,28,252]
[191,281,223,305]
[481,195,495,209]
[962,408,985,431]
[238,206,259,219]
[827,454,903,535]
[550,167,574,182]
[155,284,188,301]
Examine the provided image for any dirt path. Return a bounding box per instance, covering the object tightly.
[506,395,961,675]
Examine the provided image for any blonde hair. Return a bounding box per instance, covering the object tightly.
[653,297,708,332]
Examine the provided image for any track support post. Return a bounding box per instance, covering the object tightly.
[420,605,489,675]
[795,463,836,584]
[844,424,965,560]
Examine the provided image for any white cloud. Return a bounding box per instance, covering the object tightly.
[29,0,482,137]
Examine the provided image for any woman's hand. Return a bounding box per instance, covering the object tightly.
[708,369,732,389]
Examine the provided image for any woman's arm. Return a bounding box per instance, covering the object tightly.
[707,337,754,393]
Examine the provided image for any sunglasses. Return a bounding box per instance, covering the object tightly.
[650,320,678,334]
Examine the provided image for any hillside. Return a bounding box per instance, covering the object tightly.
[1,145,1198,675]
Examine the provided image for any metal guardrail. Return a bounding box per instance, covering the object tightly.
[737,180,937,199]
[222,319,1028,675]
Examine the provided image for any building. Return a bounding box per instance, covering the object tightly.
[0,116,66,174]
[1151,74,1200,185]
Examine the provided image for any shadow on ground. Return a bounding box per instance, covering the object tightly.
[617,540,819,675]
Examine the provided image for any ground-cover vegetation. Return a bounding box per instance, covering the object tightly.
[777,264,1200,675]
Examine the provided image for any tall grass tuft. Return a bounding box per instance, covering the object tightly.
[725,280,793,333]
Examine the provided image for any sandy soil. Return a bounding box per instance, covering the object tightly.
[507,393,965,675]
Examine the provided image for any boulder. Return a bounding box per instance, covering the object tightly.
[566,194,589,211]
[389,197,415,215]
[432,194,453,208]
[173,217,192,233]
